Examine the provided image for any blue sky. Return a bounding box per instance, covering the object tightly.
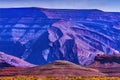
[0,0,120,12]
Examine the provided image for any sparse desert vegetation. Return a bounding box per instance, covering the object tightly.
[0,76,120,80]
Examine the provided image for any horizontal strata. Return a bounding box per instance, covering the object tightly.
[0,8,120,66]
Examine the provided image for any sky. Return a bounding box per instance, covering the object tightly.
[0,0,120,12]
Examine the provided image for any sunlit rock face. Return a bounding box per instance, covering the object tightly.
[0,8,120,66]
[0,52,36,68]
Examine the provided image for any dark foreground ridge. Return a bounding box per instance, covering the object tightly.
[1,60,120,77]
[0,60,106,77]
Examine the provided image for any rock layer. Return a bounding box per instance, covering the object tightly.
[0,8,120,66]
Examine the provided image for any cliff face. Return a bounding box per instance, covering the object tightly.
[0,8,120,66]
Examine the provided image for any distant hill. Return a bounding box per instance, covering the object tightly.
[0,60,106,77]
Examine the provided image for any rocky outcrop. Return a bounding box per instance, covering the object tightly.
[0,52,36,68]
[87,54,120,76]
[47,19,120,65]
[0,8,120,66]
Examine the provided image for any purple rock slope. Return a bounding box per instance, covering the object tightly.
[0,8,120,67]
[0,52,36,67]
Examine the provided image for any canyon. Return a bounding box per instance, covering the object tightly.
[0,7,120,68]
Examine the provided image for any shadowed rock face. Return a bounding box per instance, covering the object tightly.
[0,63,14,68]
[0,8,120,66]
[95,54,120,64]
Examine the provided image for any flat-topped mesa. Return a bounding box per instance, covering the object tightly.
[0,8,120,66]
